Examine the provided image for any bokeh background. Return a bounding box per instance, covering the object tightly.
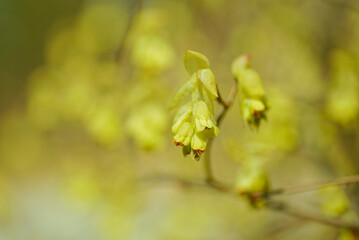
[1,0,359,239]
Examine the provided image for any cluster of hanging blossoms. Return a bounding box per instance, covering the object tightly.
[170,50,219,160]
[232,55,269,128]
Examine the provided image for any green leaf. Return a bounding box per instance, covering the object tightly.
[184,50,210,75]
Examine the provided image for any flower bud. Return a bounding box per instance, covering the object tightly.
[231,54,251,76]
[232,54,269,128]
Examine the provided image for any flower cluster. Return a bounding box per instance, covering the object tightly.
[231,55,269,128]
[170,50,219,160]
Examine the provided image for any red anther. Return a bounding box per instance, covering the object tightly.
[253,110,262,116]
[198,150,205,154]
[173,141,183,146]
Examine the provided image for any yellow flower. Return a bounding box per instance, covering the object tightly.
[170,50,219,160]
[232,55,269,128]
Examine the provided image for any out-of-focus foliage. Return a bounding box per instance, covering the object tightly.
[1,0,359,239]
[326,49,359,126]
[320,186,349,217]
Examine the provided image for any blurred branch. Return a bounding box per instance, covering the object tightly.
[252,175,359,198]
[143,174,232,192]
[144,174,212,189]
[114,0,143,63]
[145,174,359,230]
[342,184,359,221]
[266,200,359,231]
[216,79,238,125]
[317,0,359,14]
[204,79,237,184]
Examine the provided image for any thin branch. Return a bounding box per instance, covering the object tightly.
[204,79,238,183]
[216,79,238,125]
[143,174,232,192]
[252,175,359,198]
[267,200,359,231]
[144,174,359,231]
[216,84,228,107]
[144,174,212,189]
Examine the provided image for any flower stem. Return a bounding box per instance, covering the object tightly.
[252,175,359,198]
[204,79,237,183]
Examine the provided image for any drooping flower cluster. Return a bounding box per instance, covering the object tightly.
[231,55,269,128]
[170,50,219,160]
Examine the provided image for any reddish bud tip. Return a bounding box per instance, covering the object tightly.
[173,141,183,146]
[198,150,205,154]
[253,110,262,116]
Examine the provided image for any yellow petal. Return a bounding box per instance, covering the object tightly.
[191,133,207,151]
[169,74,197,109]
[238,69,266,99]
[197,69,218,97]
[184,50,210,75]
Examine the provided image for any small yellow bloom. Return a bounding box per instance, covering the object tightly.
[232,54,269,128]
[171,50,219,160]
